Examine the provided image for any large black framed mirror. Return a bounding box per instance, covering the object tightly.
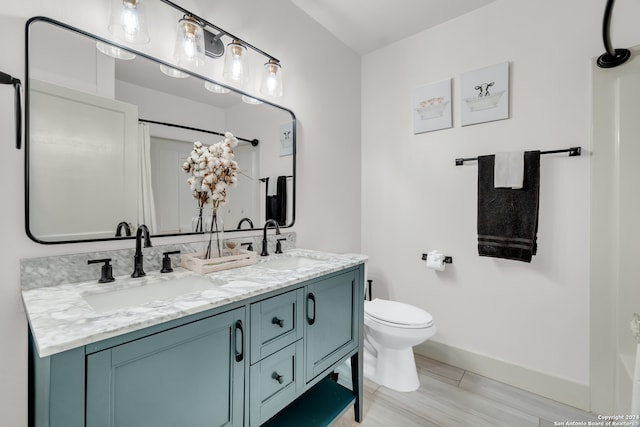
[25,17,296,244]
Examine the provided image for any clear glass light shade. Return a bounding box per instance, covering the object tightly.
[159,64,189,79]
[108,0,150,44]
[223,40,249,85]
[204,81,230,94]
[241,95,263,105]
[260,60,283,97]
[173,17,205,67]
[96,41,136,60]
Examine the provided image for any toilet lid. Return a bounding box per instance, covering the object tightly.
[364,298,433,327]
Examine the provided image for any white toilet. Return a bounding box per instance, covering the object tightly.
[363,298,436,392]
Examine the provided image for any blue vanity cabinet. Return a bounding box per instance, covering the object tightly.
[85,307,246,427]
[28,263,365,427]
[304,269,360,383]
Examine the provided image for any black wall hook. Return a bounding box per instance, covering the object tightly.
[0,71,22,150]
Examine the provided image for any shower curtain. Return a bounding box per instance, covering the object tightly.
[138,123,158,233]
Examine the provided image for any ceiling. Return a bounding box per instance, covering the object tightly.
[290,0,496,55]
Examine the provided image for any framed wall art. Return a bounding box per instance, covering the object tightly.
[412,79,452,134]
[460,62,510,126]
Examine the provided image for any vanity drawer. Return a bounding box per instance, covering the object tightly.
[250,289,304,363]
[249,340,304,426]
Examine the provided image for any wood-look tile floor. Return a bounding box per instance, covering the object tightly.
[333,354,600,427]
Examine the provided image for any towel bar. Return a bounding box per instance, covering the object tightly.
[259,176,293,182]
[455,146,581,166]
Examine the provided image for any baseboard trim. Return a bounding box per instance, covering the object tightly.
[415,341,590,412]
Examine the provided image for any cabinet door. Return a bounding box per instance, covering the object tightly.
[86,308,245,427]
[305,270,358,382]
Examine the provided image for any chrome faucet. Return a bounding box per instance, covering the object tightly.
[260,219,281,256]
[236,217,254,230]
[115,221,131,237]
[131,225,152,278]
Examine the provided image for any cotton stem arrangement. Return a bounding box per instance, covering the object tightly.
[183,132,239,258]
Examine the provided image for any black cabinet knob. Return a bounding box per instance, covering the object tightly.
[272,372,284,384]
[271,317,284,328]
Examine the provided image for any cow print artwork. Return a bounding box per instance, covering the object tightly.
[461,62,509,126]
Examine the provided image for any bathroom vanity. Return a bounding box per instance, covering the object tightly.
[20,15,364,427]
[23,249,366,427]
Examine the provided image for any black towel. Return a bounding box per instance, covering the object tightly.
[265,176,288,226]
[477,151,540,262]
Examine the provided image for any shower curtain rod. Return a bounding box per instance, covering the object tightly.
[139,118,259,147]
[597,0,630,68]
[454,146,581,166]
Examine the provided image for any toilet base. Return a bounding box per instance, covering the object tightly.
[363,343,420,392]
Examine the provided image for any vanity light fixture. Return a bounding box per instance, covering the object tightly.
[154,1,283,96]
[223,40,249,85]
[108,0,150,44]
[204,81,230,94]
[159,64,189,79]
[96,41,136,60]
[173,16,205,67]
[260,59,283,97]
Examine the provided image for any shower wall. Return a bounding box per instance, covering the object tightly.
[591,49,640,415]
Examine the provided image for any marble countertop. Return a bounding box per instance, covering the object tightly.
[22,249,367,358]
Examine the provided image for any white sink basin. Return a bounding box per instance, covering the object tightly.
[258,256,324,271]
[83,276,214,313]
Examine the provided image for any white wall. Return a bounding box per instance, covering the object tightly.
[361,0,640,410]
[0,0,361,425]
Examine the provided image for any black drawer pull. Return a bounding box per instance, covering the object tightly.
[271,317,285,328]
[235,320,244,362]
[272,372,284,384]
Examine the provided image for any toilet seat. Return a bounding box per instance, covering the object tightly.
[365,298,433,329]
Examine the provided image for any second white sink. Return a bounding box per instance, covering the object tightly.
[83,276,214,313]
[258,256,324,271]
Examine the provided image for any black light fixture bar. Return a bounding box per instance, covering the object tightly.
[159,0,280,63]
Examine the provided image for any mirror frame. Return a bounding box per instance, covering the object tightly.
[24,16,296,244]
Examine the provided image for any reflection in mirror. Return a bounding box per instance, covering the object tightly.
[26,17,295,244]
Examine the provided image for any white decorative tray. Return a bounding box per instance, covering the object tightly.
[180,250,257,274]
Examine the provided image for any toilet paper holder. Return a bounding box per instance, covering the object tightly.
[421,253,453,264]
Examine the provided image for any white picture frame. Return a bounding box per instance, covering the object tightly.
[460,62,510,126]
[279,121,293,157]
[412,79,452,134]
